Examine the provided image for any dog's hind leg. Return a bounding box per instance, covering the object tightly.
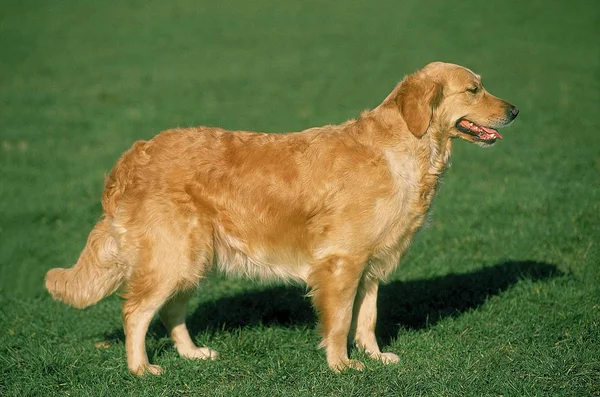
[122,269,175,376]
[159,289,218,361]
[121,221,212,376]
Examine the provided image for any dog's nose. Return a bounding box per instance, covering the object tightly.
[509,105,519,119]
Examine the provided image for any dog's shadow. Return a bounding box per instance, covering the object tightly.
[105,260,561,347]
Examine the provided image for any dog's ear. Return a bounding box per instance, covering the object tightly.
[396,73,443,138]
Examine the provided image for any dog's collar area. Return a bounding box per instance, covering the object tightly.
[455,118,503,143]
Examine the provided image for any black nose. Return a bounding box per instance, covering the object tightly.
[509,105,519,119]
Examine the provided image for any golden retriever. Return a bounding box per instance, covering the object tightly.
[45,62,518,375]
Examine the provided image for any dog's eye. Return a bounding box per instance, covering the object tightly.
[467,86,479,94]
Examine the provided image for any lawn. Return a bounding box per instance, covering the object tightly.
[1,0,599,395]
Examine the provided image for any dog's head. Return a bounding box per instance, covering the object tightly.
[396,62,519,147]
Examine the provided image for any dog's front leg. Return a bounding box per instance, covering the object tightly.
[309,255,365,371]
[351,277,399,364]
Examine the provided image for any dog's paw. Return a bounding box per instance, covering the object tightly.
[131,364,164,376]
[331,359,365,372]
[179,347,219,361]
[377,352,400,364]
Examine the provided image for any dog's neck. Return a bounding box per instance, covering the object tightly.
[418,126,452,210]
[364,101,453,177]
[424,125,453,176]
[361,102,453,217]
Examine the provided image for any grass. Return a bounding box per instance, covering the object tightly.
[1,0,599,395]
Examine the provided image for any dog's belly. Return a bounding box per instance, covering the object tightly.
[212,226,311,283]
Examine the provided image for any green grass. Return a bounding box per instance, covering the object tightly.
[1,0,599,395]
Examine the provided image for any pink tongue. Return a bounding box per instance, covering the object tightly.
[459,120,503,140]
[481,126,503,139]
[459,120,473,129]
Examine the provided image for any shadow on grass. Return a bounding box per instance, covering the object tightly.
[105,260,561,347]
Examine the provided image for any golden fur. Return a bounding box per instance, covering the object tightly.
[45,62,518,375]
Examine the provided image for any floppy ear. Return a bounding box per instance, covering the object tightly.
[396,73,443,138]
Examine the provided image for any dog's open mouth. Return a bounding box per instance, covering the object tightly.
[456,118,503,143]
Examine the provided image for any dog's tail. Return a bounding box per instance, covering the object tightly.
[45,217,125,308]
[45,139,149,308]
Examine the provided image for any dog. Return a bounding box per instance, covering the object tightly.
[45,62,518,375]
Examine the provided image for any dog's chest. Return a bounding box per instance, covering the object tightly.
[382,148,433,220]
[370,146,449,271]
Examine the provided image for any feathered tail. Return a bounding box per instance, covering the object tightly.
[45,140,149,308]
[45,217,124,308]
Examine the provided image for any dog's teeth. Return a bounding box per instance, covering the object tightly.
[469,122,474,126]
